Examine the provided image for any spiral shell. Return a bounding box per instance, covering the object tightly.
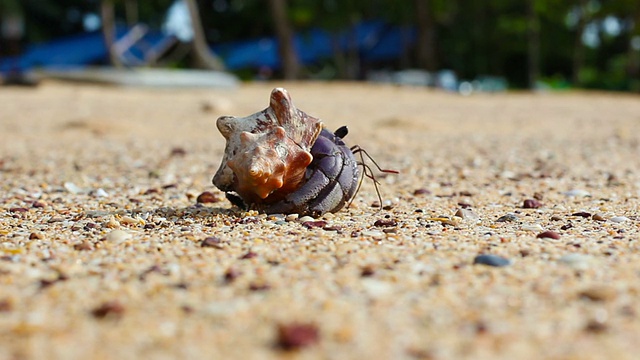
[213,88,324,205]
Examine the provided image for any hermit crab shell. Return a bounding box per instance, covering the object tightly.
[213,88,323,204]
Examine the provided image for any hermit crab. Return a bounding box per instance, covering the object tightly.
[212,88,395,217]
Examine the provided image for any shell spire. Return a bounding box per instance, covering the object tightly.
[213,88,323,204]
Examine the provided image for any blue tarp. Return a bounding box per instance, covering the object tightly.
[1,21,416,73]
[214,21,416,70]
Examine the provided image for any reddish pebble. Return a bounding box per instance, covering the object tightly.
[32,201,46,208]
[374,219,397,227]
[74,241,94,251]
[91,301,125,319]
[536,231,560,239]
[240,251,257,259]
[276,323,320,350]
[196,191,219,204]
[224,267,241,283]
[201,236,223,248]
[302,220,327,229]
[170,147,187,157]
[523,199,542,209]
[9,207,28,213]
[248,282,271,291]
[0,299,12,312]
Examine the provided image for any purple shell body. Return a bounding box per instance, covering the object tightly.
[256,128,360,217]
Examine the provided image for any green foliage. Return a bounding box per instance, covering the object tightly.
[6,0,640,91]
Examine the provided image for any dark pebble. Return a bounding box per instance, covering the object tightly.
[276,323,320,350]
[0,299,13,312]
[560,223,573,230]
[536,231,560,239]
[32,201,46,208]
[497,213,518,222]
[9,207,29,213]
[572,212,591,218]
[170,147,187,157]
[473,254,511,267]
[413,188,431,196]
[523,199,542,209]
[196,191,219,204]
[201,237,223,248]
[374,219,397,227]
[240,251,258,260]
[248,282,271,291]
[584,320,608,333]
[91,301,125,319]
[224,267,241,283]
[360,265,376,277]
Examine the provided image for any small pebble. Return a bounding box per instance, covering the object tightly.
[360,230,385,239]
[523,199,542,209]
[592,214,606,221]
[521,224,544,232]
[563,189,590,197]
[454,208,479,220]
[201,237,223,249]
[497,213,518,222]
[92,188,109,198]
[298,216,315,222]
[29,232,44,240]
[536,231,560,240]
[558,253,592,270]
[91,301,125,319]
[473,254,511,267]
[373,219,397,227]
[105,229,131,243]
[413,188,431,195]
[302,220,328,229]
[74,241,94,251]
[579,286,616,302]
[571,212,591,218]
[240,251,257,259]
[285,214,299,222]
[196,191,219,204]
[609,216,628,223]
[224,267,241,283]
[64,182,84,194]
[276,323,320,350]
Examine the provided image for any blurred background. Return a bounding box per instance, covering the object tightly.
[1,0,639,92]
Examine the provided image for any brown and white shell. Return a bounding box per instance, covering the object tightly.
[213,88,323,204]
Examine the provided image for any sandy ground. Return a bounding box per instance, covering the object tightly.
[1,81,640,360]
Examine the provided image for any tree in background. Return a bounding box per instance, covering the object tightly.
[269,0,300,79]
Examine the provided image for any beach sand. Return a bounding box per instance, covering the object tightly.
[1,81,640,359]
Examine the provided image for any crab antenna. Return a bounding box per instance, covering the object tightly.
[351,145,399,174]
[347,147,386,210]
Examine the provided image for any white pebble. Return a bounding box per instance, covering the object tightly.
[562,189,590,197]
[285,214,299,222]
[521,224,544,232]
[64,182,84,194]
[105,229,131,243]
[298,216,315,222]
[609,216,629,223]
[361,230,385,239]
[93,188,109,197]
[558,253,592,270]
